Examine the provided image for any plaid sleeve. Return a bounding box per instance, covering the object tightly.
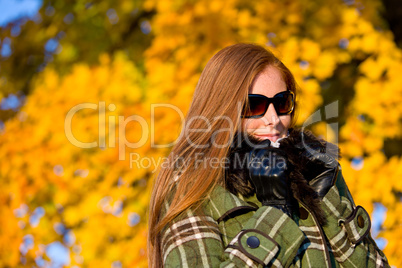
[162,205,305,267]
[161,210,225,267]
[320,170,390,267]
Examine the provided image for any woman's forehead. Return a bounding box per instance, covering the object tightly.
[250,66,287,97]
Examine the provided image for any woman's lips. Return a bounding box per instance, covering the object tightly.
[253,133,281,142]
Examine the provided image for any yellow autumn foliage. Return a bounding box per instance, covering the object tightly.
[0,53,152,267]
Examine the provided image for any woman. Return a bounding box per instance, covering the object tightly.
[148,43,389,267]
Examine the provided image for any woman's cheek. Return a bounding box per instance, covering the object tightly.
[279,115,292,131]
[242,119,258,133]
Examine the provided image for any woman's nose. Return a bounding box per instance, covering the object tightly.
[263,103,280,126]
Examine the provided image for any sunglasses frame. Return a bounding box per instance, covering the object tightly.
[243,91,295,119]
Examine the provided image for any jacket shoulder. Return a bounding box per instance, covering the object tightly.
[203,185,258,223]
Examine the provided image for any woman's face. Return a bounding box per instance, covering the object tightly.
[243,66,292,143]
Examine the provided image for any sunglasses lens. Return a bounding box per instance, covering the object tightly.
[245,96,267,118]
[244,92,294,118]
[275,92,293,115]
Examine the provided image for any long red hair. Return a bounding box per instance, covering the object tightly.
[148,43,298,267]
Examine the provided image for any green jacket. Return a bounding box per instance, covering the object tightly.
[161,171,389,267]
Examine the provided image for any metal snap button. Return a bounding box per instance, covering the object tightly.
[246,236,260,249]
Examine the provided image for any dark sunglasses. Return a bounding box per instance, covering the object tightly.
[242,91,295,118]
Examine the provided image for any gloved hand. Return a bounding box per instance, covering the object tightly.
[298,140,339,198]
[247,140,294,217]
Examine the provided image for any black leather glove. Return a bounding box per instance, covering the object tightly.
[247,140,294,217]
[299,140,339,198]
